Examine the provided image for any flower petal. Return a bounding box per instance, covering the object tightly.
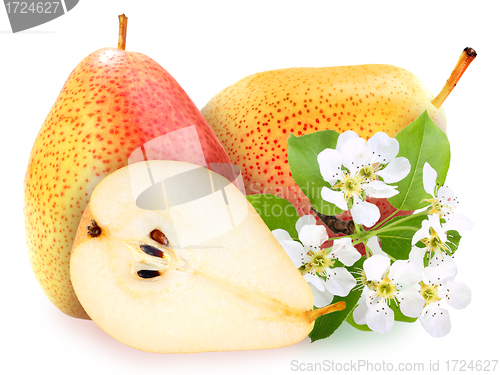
[443,213,474,233]
[352,298,368,325]
[325,267,357,297]
[429,214,447,242]
[321,187,348,211]
[423,162,438,196]
[331,237,361,266]
[397,287,425,318]
[341,138,371,173]
[295,214,318,235]
[419,305,451,338]
[364,180,399,198]
[272,229,305,268]
[409,246,427,271]
[368,132,399,164]
[424,260,457,285]
[366,236,387,256]
[412,219,431,245]
[444,281,471,310]
[364,288,379,305]
[376,157,411,183]
[366,301,394,334]
[336,130,359,152]
[363,254,390,282]
[389,260,422,286]
[428,252,454,267]
[351,200,380,227]
[317,148,342,184]
[311,287,334,309]
[298,224,328,248]
[306,276,334,308]
[271,228,293,243]
[437,185,456,212]
[304,273,325,292]
[279,242,305,268]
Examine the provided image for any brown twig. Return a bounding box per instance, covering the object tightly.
[311,207,355,235]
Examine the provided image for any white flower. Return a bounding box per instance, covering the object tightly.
[317,131,410,228]
[272,215,361,307]
[418,256,471,338]
[410,214,473,270]
[422,162,458,219]
[352,255,424,334]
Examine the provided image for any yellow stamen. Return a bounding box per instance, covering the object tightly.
[333,171,363,201]
[374,272,397,300]
[304,248,335,276]
[419,281,441,306]
[358,164,377,181]
[359,270,376,291]
[421,227,451,257]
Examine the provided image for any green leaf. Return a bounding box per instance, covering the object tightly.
[446,230,462,255]
[376,214,427,260]
[388,111,450,211]
[247,194,300,238]
[287,130,341,216]
[309,257,365,342]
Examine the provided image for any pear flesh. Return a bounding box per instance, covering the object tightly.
[70,160,315,353]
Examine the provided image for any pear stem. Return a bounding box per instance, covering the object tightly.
[307,301,346,322]
[118,14,128,50]
[431,47,477,109]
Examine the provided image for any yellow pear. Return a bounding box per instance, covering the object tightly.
[201,48,476,216]
[70,160,343,353]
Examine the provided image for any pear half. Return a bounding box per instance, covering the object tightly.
[70,160,336,353]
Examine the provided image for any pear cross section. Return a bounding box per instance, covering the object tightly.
[70,160,318,353]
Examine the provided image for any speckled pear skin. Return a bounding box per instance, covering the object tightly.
[24,47,230,319]
[201,64,446,216]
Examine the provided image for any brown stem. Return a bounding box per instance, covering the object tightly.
[431,47,477,109]
[311,207,355,235]
[307,301,346,322]
[118,14,128,50]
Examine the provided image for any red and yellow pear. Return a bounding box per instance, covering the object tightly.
[23,15,230,319]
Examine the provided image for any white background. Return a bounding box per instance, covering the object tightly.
[2,1,499,374]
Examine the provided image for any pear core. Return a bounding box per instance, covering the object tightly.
[70,160,316,353]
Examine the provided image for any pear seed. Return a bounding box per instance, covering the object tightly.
[150,229,169,246]
[140,244,165,258]
[137,270,161,279]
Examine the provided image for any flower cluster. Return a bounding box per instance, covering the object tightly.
[353,252,471,337]
[270,127,473,339]
[273,215,361,308]
[409,162,474,270]
[317,131,410,227]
